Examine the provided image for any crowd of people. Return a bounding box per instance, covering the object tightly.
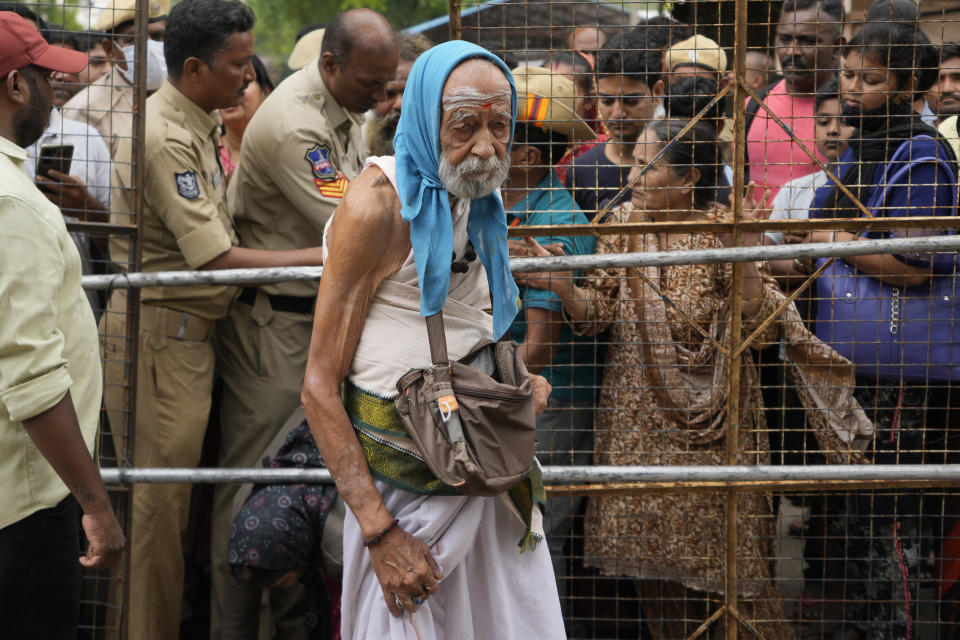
[3,0,960,638]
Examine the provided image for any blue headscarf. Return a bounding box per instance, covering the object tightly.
[393,41,519,339]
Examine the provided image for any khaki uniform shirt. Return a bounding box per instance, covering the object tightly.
[62,67,134,162]
[0,136,102,530]
[227,61,365,298]
[111,81,239,320]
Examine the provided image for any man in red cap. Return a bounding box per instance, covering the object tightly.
[0,10,125,638]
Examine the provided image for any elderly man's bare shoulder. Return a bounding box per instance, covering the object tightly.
[337,165,403,228]
[327,165,409,268]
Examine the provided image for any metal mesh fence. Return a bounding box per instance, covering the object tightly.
[15,0,960,638]
[446,1,960,638]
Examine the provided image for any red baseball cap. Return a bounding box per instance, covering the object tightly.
[0,12,89,78]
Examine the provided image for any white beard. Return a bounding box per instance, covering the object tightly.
[438,150,510,200]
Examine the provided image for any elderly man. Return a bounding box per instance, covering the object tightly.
[301,41,563,639]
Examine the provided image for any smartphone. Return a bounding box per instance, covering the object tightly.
[36,144,74,178]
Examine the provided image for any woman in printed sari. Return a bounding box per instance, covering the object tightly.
[521,119,869,639]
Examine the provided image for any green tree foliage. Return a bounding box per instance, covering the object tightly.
[8,1,83,31]
[247,0,449,61]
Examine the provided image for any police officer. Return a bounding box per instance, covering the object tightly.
[103,2,325,637]
[210,8,398,634]
[62,0,169,161]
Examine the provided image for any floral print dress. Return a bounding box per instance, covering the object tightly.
[568,204,867,637]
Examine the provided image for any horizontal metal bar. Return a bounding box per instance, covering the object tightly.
[83,266,325,290]
[100,465,960,487]
[508,216,960,238]
[81,234,960,289]
[65,220,138,235]
[101,467,333,484]
[510,234,960,273]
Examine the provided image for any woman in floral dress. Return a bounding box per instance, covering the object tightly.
[521,119,868,638]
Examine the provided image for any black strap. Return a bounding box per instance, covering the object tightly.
[238,287,316,315]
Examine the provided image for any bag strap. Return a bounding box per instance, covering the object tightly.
[425,312,450,367]
[868,135,959,217]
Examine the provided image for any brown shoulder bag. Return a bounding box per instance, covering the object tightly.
[394,312,537,496]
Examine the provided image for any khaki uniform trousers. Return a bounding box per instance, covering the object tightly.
[209,289,314,640]
[101,290,216,640]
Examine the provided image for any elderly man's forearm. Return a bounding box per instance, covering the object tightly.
[301,382,394,538]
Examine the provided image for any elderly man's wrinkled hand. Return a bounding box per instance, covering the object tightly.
[530,373,551,415]
[368,525,442,617]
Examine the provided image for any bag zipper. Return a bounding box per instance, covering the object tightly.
[450,383,529,401]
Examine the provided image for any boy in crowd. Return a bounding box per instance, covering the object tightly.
[764,78,854,288]
[564,30,663,215]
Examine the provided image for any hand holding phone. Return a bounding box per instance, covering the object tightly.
[36,144,74,178]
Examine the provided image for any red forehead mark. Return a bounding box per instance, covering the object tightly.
[480,101,494,110]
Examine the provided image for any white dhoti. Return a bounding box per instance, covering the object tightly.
[341,481,565,640]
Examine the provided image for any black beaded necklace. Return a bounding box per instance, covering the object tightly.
[451,241,477,273]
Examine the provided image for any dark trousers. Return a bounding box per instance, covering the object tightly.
[0,495,82,639]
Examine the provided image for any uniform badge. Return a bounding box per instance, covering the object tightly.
[175,171,200,200]
[314,173,349,199]
[305,143,337,181]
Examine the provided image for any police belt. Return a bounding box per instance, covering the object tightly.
[238,287,315,315]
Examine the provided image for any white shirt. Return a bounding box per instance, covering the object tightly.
[765,170,830,244]
[26,108,112,315]
[920,100,938,127]
[26,107,112,208]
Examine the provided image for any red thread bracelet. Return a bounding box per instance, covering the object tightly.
[364,518,400,547]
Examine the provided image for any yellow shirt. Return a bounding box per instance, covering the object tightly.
[939,115,960,164]
[0,135,102,530]
[227,61,366,298]
[111,81,239,320]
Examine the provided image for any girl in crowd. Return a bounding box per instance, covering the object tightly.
[219,55,274,179]
[521,119,866,639]
[810,21,959,640]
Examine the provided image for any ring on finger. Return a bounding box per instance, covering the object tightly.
[395,595,413,609]
[424,583,439,594]
[412,596,426,605]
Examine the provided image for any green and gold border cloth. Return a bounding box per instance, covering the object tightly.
[344,381,546,550]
